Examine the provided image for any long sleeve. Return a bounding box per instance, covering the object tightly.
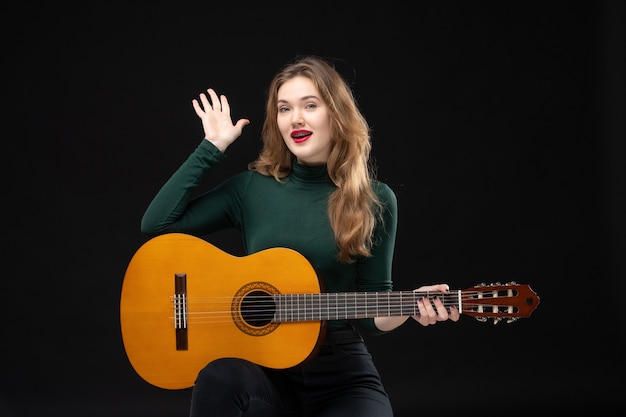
[141,140,230,236]
[354,182,398,335]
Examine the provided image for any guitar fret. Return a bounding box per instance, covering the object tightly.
[326,293,330,320]
[376,292,378,317]
[364,294,367,316]
[316,294,320,320]
[310,293,318,321]
[349,293,353,319]
[307,294,310,321]
[391,292,400,316]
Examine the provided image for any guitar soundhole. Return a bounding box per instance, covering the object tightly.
[232,281,280,336]
[241,290,276,327]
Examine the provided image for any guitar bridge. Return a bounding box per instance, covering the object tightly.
[175,273,188,350]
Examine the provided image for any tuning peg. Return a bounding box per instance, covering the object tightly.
[506,317,519,324]
[492,317,502,325]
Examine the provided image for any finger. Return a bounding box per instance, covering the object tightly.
[192,98,206,117]
[199,92,211,111]
[234,118,251,130]
[432,296,449,321]
[419,297,437,325]
[207,88,221,111]
[220,94,230,115]
[433,284,449,293]
[414,299,428,326]
[449,305,461,321]
[415,283,449,293]
[424,297,439,323]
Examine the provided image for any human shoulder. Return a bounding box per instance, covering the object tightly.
[222,169,276,188]
[372,180,397,205]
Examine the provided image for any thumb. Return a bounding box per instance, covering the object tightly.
[235,118,251,131]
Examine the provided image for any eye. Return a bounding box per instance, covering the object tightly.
[278,106,290,113]
[305,103,317,110]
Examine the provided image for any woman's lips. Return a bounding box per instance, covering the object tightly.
[291,130,312,143]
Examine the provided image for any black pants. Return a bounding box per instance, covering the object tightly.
[189,327,394,417]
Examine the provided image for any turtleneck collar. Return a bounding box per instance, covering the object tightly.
[291,161,331,184]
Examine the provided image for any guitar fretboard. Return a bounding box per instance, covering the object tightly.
[273,291,461,322]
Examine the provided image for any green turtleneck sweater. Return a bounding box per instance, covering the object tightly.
[141,140,398,335]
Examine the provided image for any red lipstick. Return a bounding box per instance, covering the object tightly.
[291,130,312,143]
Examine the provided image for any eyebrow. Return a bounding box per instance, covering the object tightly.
[277,95,320,104]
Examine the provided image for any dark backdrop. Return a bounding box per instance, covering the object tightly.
[4,1,624,416]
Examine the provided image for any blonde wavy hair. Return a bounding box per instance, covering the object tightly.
[249,55,382,263]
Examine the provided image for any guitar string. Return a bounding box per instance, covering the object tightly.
[168,309,517,324]
[171,292,519,307]
[165,292,519,324]
[175,290,514,300]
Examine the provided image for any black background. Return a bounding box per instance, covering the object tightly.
[4,1,625,416]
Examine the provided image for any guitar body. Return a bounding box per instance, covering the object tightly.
[120,233,324,390]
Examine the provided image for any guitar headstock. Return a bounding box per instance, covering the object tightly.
[460,281,540,324]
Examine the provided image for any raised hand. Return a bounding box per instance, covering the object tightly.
[192,88,250,152]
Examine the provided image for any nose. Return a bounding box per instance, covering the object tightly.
[291,109,304,126]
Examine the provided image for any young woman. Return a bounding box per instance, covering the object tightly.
[141,55,459,417]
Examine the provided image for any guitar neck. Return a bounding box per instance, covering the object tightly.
[273,290,457,322]
[271,282,539,323]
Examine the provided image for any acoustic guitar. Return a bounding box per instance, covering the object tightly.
[120,233,540,390]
